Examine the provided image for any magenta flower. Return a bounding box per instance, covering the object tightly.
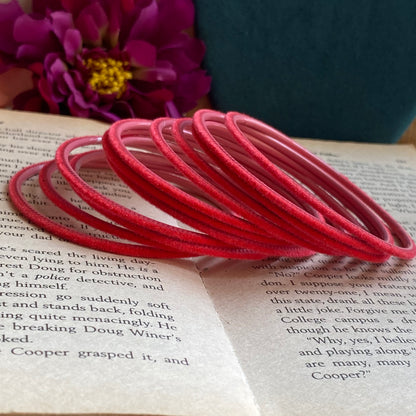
[0,0,211,121]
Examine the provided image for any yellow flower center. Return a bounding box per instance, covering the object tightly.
[84,57,132,98]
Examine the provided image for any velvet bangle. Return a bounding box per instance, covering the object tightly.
[224,111,416,259]
[172,118,344,256]
[54,133,265,259]
[192,110,416,261]
[104,117,314,258]
[8,160,192,258]
[8,109,416,262]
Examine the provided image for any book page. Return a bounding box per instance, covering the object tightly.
[0,110,259,416]
[201,140,416,416]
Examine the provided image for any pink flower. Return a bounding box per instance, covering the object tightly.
[0,0,211,121]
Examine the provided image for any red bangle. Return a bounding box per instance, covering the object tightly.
[8,109,416,262]
[104,117,313,258]
[191,110,414,261]
[224,110,415,259]
[54,132,266,259]
[38,153,196,256]
[8,160,191,258]
[191,111,374,258]
[171,118,343,255]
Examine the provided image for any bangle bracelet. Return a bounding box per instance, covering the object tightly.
[223,110,415,259]
[192,110,402,261]
[104,117,313,258]
[8,161,191,258]
[38,152,196,256]
[171,118,344,255]
[54,132,266,259]
[9,109,416,262]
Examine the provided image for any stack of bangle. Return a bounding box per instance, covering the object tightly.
[8,109,416,261]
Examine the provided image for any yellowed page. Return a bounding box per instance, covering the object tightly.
[0,110,260,416]
[201,140,416,416]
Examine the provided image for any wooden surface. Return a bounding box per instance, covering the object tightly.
[399,118,416,146]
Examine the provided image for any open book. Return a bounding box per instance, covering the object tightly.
[1,109,416,416]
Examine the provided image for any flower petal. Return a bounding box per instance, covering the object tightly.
[32,0,62,14]
[13,14,58,61]
[44,54,68,98]
[63,28,82,64]
[97,100,134,122]
[14,14,52,44]
[75,14,100,46]
[28,62,44,76]
[50,11,74,41]
[156,0,194,43]
[159,35,206,73]
[75,3,108,46]
[132,64,176,82]
[173,70,211,113]
[16,44,46,61]
[129,87,173,119]
[0,0,23,55]
[124,39,156,67]
[63,72,95,117]
[164,100,181,118]
[60,0,91,15]
[68,95,90,118]
[126,0,158,42]
[38,76,60,113]
[147,88,174,102]
[105,2,121,48]
[13,88,46,112]
[0,0,23,21]
[121,0,135,13]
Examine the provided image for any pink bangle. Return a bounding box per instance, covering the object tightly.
[223,110,415,259]
[38,153,195,256]
[8,109,415,262]
[190,111,373,258]
[191,110,413,261]
[54,132,266,259]
[104,117,313,257]
[171,118,344,255]
[8,160,191,258]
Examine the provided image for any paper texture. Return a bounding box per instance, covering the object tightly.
[0,110,259,416]
[201,140,416,416]
[1,109,416,416]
